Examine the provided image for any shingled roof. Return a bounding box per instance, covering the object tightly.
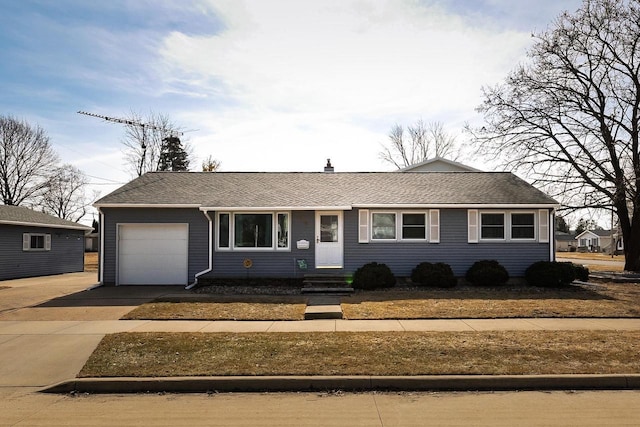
[95,172,558,209]
[0,205,92,231]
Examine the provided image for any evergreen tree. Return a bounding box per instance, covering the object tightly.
[158,136,189,171]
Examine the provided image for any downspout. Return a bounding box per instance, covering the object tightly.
[98,208,105,285]
[186,209,213,290]
[550,209,556,261]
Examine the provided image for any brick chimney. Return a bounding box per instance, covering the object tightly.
[324,159,334,173]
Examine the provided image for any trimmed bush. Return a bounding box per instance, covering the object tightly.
[465,260,509,286]
[525,261,587,287]
[572,263,590,281]
[411,262,457,288]
[352,262,396,290]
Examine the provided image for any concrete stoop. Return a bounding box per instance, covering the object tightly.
[304,295,343,320]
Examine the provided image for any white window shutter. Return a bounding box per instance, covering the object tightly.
[23,233,30,251]
[358,209,369,243]
[429,210,440,243]
[468,210,478,243]
[538,210,549,243]
[45,234,52,251]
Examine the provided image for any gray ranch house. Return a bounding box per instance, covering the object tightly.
[95,171,559,286]
[0,205,92,281]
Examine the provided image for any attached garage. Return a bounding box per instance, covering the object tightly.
[117,223,188,285]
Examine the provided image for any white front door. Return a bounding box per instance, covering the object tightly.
[315,211,343,268]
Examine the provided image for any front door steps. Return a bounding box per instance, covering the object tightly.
[301,274,353,295]
[304,295,343,320]
[301,275,352,319]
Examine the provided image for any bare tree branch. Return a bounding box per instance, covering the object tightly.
[467,0,640,271]
[379,120,458,169]
[0,115,58,206]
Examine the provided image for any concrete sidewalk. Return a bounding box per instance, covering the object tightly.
[2,317,640,335]
[2,317,640,392]
[2,273,640,394]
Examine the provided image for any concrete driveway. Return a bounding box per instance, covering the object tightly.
[0,273,185,387]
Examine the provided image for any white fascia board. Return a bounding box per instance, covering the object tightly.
[352,203,560,209]
[199,206,353,211]
[94,203,202,209]
[0,220,92,231]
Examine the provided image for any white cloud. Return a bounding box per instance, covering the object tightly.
[154,0,543,171]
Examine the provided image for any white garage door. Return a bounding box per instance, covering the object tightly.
[118,224,188,285]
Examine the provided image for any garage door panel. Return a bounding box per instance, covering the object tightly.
[118,224,188,285]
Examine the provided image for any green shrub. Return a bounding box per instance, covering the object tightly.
[465,260,509,286]
[572,263,590,281]
[525,261,585,287]
[411,262,457,288]
[352,262,396,290]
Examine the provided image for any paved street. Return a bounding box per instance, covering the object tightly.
[1,388,639,426]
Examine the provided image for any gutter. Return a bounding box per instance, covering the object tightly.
[186,210,213,290]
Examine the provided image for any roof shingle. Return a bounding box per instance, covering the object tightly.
[0,205,92,230]
[95,172,558,208]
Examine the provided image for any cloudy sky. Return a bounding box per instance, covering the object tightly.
[1,0,583,208]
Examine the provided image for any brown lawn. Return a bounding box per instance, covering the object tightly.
[80,330,640,377]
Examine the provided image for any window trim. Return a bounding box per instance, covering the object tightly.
[400,212,427,241]
[363,210,438,243]
[22,233,51,252]
[216,211,291,252]
[371,212,398,241]
[510,211,536,241]
[480,211,506,241]
[474,210,546,243]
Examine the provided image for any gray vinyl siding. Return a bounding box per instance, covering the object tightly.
[206,211,317,279]
[101,207,552,283]
[0,224,85,281]
[100,208,209,285]
[343,209,551,277]
[204,208,551,279]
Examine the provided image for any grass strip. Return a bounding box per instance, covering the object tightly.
[122,301,307,321]
[80,331,640,377]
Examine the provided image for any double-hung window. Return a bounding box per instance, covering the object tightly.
[511,213,535,239]
[217,212,289,250]
[22,233,51,251]
[401,213,426,240]
[480,213,505,239]
[371,213,396,240]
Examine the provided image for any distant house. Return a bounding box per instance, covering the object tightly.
[555,231,576,252]
[85,232,100,252]
[0,205,92,281]
[575,229,615,253]
[95,170,559,286]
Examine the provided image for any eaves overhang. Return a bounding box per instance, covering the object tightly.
[199,206,354,211]
[0,220,93,231]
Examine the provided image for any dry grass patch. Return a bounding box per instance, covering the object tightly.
[342,283,640,319]
[84,252,98,272]
[557,253,624,261]
[80,331,640,377]
[122,296,307,321]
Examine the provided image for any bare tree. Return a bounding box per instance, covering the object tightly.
[467,0,640,271]
[121,112,188,176]
[0,115,58,206]
[40,165,89,222]
[201,155,221,172]
[380,120,457,169]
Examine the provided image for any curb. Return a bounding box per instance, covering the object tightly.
[41,374,640,394]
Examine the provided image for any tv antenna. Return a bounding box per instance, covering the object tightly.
[77,111,183,176]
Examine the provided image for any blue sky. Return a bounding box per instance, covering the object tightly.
[0,0,583,206]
